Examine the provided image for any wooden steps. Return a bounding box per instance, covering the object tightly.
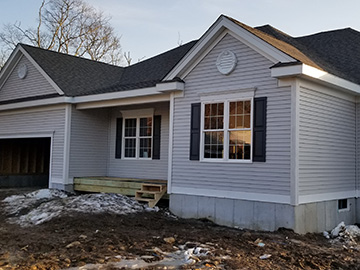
[135,183,167,208]
[74,177,167,198]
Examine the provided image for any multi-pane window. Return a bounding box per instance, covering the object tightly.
[204,103,224,159]
[124,117,152,159]
[202,99,252,161]
[139,117,152,158]
[228,100,251,160]
[124,118,137,158]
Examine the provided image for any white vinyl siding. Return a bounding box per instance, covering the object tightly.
[298,86,356,196]
[0,56,58,102]
[69,107,110,178]
[107,102,169,180]
[172,33,292,197]
[0,107,66,182]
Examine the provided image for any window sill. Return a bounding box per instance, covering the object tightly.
[200,159,253,164]
[122,158,153,161]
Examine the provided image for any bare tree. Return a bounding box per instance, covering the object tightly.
[177,31,183,46]
[0,0,122,68]
[123,51,146,66]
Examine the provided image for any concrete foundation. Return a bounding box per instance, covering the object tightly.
[294,199,356,234]
[50,182,74,193]
[170,194,358,234]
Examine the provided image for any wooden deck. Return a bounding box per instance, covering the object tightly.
[73,177,168,198]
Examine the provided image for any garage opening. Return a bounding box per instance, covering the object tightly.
[0,138,51,188]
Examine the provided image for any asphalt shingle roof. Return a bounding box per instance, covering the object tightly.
[19,17,360,98]
[21,40,197,97]
[255,24,360,85]
[21,44,125,97]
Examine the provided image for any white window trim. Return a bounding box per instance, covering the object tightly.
[200,97,254,163]
[338,199,350,212]
[120,109,154,160]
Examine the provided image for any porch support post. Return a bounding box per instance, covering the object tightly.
[63,104,72,185]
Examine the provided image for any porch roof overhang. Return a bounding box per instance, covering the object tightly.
[0,80,184,112]
[271,62,360,94]
[75,80,184,110]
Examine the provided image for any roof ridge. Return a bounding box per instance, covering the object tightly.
[255,24,293,38]
[295,27,356,39]
[223,15,322,70]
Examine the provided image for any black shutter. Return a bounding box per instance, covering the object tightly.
[153,115,161,159]
[115,118,123,159]
[253,97,267,162]
[190,103,201,160]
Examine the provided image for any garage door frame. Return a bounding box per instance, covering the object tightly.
[0,131,54,187]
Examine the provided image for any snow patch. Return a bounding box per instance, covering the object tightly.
[327,222,360,239]
[2,189,156,227]
[2,189,69,216]
[3,188,68,202]
[325,222,360,249]
[64,242,215,270]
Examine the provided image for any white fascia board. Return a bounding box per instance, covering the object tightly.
[221,19,294,63]
[164,15,295,81]
[272,63,360,94]
[74,82,183,109]
[0,96,73,112]
[76,93,170,110]
[74,87,159,104]
[18,46,65,96]
[270,64,303,78]
[164,18,226,80]
[0,82,182,111]
[0,49,22,90]
[74,81,184,104]
[156,81,184,92]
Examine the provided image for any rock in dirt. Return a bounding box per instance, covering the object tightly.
[259,254,271,260]
[164,237,176,244]
[66,241,81,249]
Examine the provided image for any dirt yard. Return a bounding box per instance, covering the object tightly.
[0,188,360,270]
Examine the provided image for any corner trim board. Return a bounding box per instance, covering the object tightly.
[167,93,175,193]
[63,104,72,185]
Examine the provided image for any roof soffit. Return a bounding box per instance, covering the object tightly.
[164,15,297,80]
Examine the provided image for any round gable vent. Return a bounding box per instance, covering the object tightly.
[216,50,237,75]
[17,64,28,79]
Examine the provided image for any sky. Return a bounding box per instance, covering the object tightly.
[1,0,360,63]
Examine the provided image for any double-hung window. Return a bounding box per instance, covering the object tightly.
[202,98,253,161]
[123,116,153,159]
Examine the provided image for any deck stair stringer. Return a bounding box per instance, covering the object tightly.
[135,183,167,208]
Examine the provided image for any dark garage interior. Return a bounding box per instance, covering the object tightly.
[0,138,51,188]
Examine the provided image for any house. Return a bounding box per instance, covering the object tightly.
[0,15,359,234]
